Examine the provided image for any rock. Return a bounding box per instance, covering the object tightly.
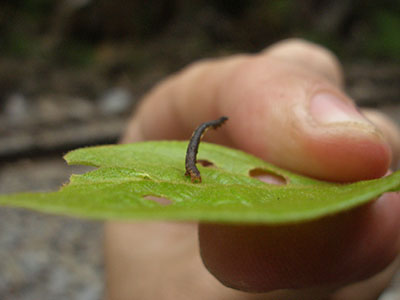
[98,87,133,115]
[0,158,103,300]
[37,94,95,124]
[3,93,31,125]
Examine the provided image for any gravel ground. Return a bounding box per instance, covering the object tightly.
[0,159,103,300]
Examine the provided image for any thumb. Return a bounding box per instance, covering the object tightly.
[217,42,391,182]
[125,40,391,182]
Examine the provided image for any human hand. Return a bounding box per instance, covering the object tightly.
[106,39,400,300]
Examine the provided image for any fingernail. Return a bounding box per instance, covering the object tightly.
[310,92,370,125]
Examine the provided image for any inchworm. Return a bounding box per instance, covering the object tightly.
[185,116,228,183]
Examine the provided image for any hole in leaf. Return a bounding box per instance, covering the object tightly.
[197,159,215,167]
[144,195,172,206]
[249,168,287,185]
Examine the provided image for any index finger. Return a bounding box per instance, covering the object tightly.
[123,39,390,182]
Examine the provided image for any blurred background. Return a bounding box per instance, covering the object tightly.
[0,1,400,299]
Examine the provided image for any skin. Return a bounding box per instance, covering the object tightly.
[106,39,400,300]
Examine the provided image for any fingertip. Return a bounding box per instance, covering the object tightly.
[305,90,392,181]
[304,126,392,182]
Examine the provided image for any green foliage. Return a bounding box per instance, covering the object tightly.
[1,141,399,224]
[54,41,95,67]
[2,33,40,58]
[366,10,400,61]
[3,1,400,62]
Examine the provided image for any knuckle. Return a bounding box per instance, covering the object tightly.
[265,38,343,86]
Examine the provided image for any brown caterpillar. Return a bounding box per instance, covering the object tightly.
[185,116,228,183]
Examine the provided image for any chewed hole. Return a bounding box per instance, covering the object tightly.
[144,195,172,206]
[249,168,287,185]
[197,159,215,167]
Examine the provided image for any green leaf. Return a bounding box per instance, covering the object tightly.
[0,141,399,224]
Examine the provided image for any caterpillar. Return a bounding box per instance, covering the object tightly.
[185,116,228,183]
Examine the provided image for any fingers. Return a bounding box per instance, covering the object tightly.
[199,192,400,293]
[116,39,400,296]
[124,39,391,182]
[215,55,390,182]
[122,55,248,143]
